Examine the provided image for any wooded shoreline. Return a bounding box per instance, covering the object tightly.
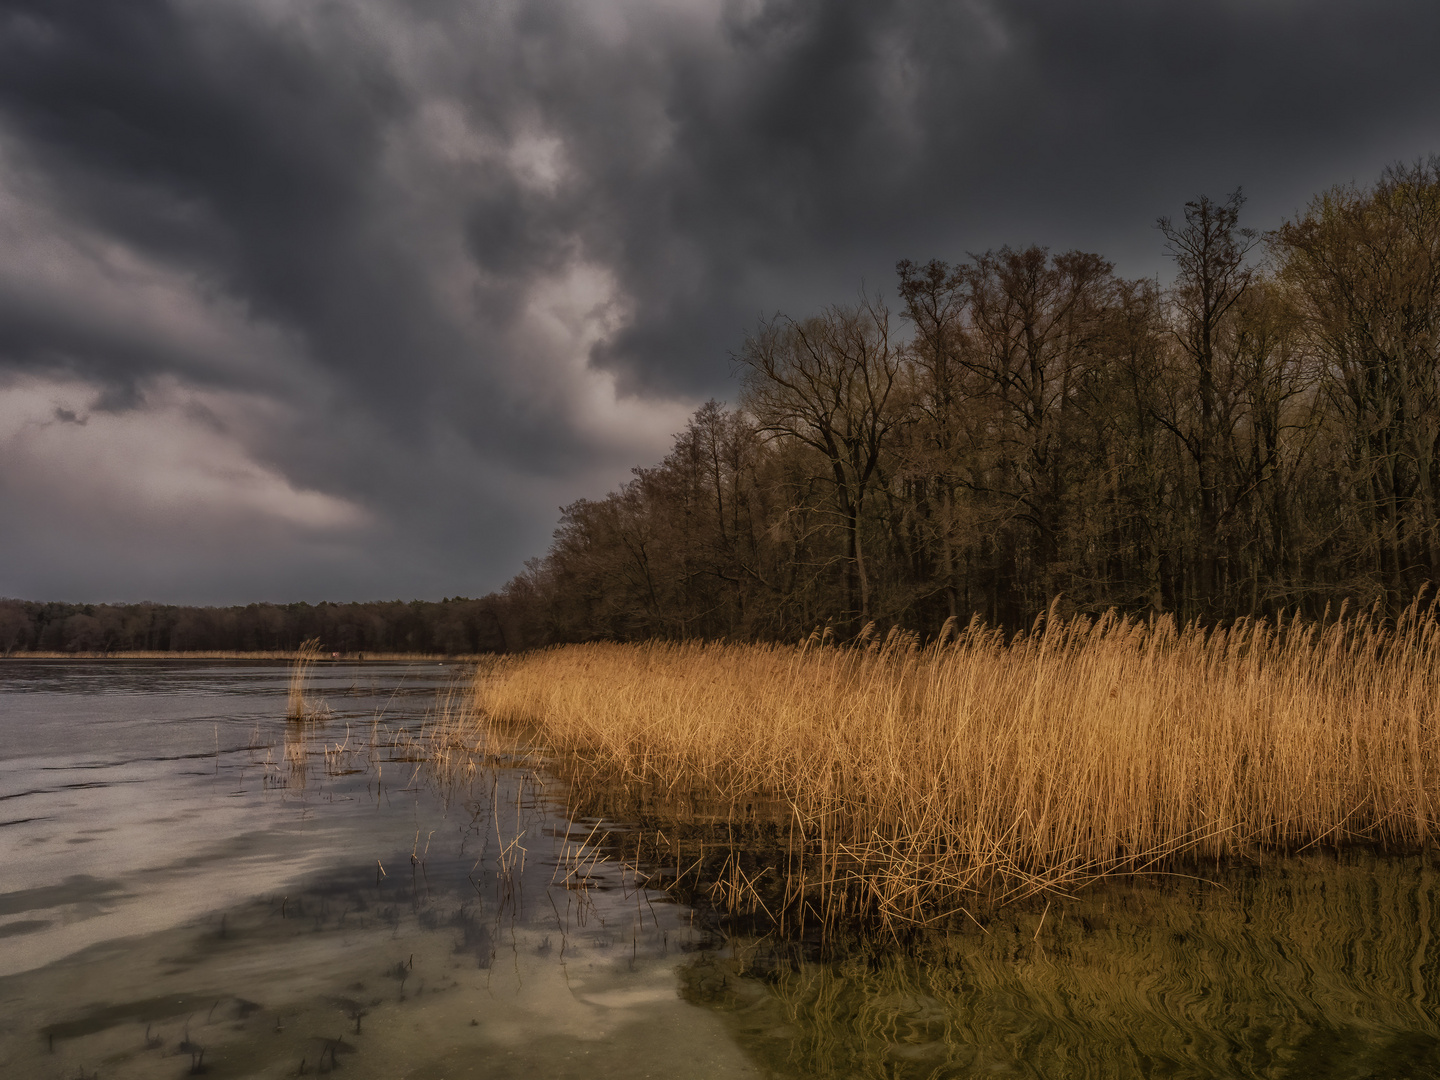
[485,161,1440,648]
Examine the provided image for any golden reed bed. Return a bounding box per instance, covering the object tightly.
[474,603,1440,929]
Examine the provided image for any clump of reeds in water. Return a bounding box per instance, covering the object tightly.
[474,600,1440,931]
[382,683,523,786]
[285,637,330,722]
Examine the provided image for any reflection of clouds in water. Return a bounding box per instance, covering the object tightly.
[6,883,753,1080]
[0,876,122,916]
[0,918,52,938]
[0,661,757,1078]
[0,661,462,975]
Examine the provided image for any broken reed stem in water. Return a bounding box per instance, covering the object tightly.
[286,638,324,721]
[473,602,1440,929]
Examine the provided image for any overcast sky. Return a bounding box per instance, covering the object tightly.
[1,0,1438,605]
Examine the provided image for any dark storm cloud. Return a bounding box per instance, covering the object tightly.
[576,0,1440,395]
[0,0,1437,602]
[0,2,442,404]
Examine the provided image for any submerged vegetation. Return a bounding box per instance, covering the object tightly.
[270,677,507,796]
[475,603,1440,932]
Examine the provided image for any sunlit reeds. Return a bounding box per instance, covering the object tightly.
[285,638,327,721]
[473,601,1440,928]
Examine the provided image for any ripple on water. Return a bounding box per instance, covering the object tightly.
[679,852,1440,1078]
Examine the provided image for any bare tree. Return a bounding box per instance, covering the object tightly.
[959,246,1115,614]
[1157,190,1258,612]
[897,259,972,617]
[740,298,903,628]
[1274,159,1440,604]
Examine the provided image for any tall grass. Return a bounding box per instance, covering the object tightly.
[474,602,1440,928]
[286,638,326,721]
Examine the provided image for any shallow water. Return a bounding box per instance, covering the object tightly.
[4,662,1440,1079]
[0,661,756,1079]
[685,852,1440,1078]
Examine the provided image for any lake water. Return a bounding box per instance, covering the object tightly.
[3,661,1440,1079]
[0,661,757,1079]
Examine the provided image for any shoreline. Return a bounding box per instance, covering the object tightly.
[0,651,485,661]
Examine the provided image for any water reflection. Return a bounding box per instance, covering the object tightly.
[684,853,1440,1078]
[0,661,757,1079]
[7,660,1440,1079]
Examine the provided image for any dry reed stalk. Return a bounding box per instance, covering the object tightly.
[473,601,1440,928]
[285,638,326,721]
[388,685,514,782]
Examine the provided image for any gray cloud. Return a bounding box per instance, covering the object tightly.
[0,0,1438,603]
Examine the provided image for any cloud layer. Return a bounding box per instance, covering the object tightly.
[1,0,1438,603]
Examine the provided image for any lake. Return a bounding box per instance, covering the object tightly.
[3,661,1439,1078]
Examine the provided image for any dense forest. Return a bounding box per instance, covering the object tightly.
[7,160,1440,655]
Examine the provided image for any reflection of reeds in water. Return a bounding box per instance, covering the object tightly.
[283,718,311,789]
[686,853,1440,1079]
[278,640,327,788]
[476,601,1440,929]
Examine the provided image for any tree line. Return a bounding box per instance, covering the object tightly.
[496,160,1440,644]
[0,597,514,655]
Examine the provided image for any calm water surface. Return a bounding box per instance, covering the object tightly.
[3,661,1440,1079]
[0,661,754,1079]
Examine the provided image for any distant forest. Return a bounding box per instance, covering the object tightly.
[8,161,1440,655]
[0,597,516,655]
